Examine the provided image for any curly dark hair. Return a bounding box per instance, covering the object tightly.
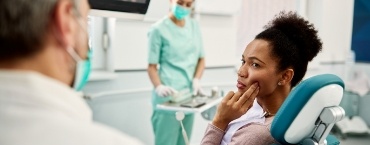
[255,11,322,87]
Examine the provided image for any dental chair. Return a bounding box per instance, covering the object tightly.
[271,74,345,145]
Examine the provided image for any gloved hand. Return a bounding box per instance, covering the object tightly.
[155,85,178,97]
[192,78,205,96]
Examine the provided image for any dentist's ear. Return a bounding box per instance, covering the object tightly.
[51,0,76,49]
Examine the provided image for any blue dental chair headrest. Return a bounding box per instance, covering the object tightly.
[271,74,345,145]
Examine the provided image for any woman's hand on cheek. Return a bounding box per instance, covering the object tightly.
[211,83,259,131]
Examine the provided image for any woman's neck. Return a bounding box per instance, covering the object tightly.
[257,85,291,116]
[169,13,185,27]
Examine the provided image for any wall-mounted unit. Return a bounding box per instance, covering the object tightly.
[89,0,169,21]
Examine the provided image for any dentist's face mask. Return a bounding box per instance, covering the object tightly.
[172,4,191,20]
[67,47,91,91]
[66,9,92,91]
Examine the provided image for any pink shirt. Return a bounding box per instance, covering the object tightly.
[200,117,278,145]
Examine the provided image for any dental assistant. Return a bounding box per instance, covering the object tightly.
[0,0,142,144]
[147,0,205,144]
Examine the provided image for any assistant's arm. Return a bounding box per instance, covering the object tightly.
[147,64,161,87]
[194,57,205,79]
[147,26,162,88]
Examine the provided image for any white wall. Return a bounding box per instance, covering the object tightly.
[113,19,151,70]
[299,0,355,81]
[112,14,238,70]
[307,0,354,63]
[198,15,238,67]
[236,0,297,54]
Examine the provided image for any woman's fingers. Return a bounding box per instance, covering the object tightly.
[235,83,258,106]
[213,91,236,130]
[241,86,259,111]
[222,91,235,101]
[229,91,242,103]
[212,84,259,130]
[218,83,259,117]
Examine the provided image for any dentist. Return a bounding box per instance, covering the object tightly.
[147,0,205,144]
[0,0,142,144]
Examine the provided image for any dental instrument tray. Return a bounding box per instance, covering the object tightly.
[180,99,206,108]
[156,95,223,113]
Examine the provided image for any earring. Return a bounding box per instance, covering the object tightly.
[278,82,282,86]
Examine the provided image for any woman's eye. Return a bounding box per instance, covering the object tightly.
[241,59,246,65]
[251,63,259,68]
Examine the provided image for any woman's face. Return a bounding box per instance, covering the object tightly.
[172,0,193,8]
[237,39,282,97]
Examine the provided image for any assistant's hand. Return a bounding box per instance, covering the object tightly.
[155,85,178,97]
[212,83,260,131]
[192,78,205,96]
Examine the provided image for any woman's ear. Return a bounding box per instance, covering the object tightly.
[280,68,294,85]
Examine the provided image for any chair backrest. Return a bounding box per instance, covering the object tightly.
[271,74,345,145]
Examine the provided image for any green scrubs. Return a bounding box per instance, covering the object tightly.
[148,16,204,145]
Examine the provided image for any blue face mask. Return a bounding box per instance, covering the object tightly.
[172,4,191,20]
[67,11,92,91]
[67,47,92,91]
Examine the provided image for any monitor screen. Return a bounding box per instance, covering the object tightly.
[89,0,150,15]
[121,0,146,4]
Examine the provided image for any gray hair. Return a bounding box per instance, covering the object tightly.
[0,0,79,61]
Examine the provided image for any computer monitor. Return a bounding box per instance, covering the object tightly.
[89,0,151,20]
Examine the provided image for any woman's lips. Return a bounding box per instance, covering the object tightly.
[237,81,246,90]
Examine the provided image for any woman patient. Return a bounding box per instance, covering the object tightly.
[201,11,322,145]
